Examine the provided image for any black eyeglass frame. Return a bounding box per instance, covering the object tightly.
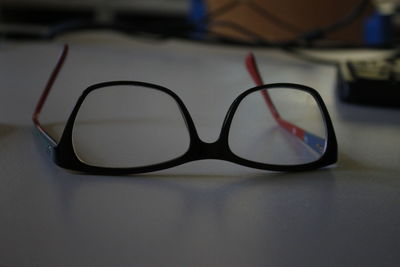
[33,45,337,175]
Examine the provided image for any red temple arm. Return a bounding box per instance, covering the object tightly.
[245,52,325,154]
[245,53,281,120]
[32,44,69,146]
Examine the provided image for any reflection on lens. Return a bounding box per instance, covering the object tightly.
[229,87,327,165]
[72,85,190,168]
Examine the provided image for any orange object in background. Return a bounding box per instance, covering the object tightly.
[206,0,373,44]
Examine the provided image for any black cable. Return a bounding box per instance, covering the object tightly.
[200,0,372,47]
[203,1,241,21]
[290,0,371,45]
[321,0,371,34]
[199,0,302,36]
[246,1,302,34]
[0,0,371,49]
[282,47,340,66]
[206,20,268,44]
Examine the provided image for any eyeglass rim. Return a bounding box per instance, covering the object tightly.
[51,81,337,174]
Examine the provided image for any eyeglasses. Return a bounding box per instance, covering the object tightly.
[33,45,337,175]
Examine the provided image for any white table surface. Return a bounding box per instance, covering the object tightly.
[1,33,399,267]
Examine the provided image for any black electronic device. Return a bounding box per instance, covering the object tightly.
[338,55,400,107]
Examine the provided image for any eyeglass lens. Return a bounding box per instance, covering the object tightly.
[72,85,191,168]
[229,87,327,165]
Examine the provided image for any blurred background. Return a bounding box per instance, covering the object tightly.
[0,0,188,39]
[0,0,399,48]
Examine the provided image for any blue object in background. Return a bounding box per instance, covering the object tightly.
[189,0,207,37]
[364,12,393,46]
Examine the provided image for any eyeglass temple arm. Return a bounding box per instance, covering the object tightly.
[32,44,69,148]
[245,52,325,154]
